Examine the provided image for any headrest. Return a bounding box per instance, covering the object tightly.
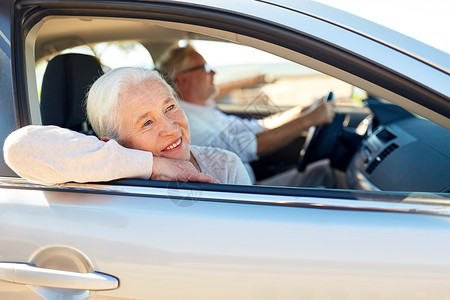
[40,53,104,132]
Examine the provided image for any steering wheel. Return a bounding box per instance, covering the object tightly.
[297,91,344,171]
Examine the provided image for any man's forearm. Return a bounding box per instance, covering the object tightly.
[256,115,310,156]
[260,105,303,129]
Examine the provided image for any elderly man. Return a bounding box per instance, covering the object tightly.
[156,45,336,187]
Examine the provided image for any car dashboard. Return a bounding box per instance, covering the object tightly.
[347,112,450,193]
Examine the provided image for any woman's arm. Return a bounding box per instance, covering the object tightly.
[3,125,217,185]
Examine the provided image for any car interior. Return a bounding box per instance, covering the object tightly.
[40,53,103,135]
[20,15,450,194]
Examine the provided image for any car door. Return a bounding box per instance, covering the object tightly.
[2,180,450,299]
[1,0,450,299]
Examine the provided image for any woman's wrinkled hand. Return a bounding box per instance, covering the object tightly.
[151,156,220,183]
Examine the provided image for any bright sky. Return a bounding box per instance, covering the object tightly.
[316,0,450,53]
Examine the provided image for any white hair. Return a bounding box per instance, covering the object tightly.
[86,67,175,142]
[156,44,196,85]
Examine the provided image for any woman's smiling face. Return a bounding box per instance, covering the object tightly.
[117,78,191,161]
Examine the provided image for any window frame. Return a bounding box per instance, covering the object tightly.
[8,0,450,197]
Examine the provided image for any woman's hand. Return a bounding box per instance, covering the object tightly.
[152,156,220,183]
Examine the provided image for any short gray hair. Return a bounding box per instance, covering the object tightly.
[156,44,196,85]
[86,67,175,142]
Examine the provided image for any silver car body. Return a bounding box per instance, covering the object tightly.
[1,0,449,299]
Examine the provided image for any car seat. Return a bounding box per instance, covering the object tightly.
[40,53,104,135]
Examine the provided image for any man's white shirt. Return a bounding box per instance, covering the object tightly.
[178,99,265,163]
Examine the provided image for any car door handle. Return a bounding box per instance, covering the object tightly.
[0,262,118,290]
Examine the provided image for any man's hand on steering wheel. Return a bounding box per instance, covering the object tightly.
[301,95,336,127]
[298,92,340,171]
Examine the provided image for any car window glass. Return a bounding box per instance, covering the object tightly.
[25,15,448,193]
[94,41,154,70]
[35,41,153,100]
[188,40,355,109]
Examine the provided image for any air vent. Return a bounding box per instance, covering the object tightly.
[366,143,399,174]
[376,128,396,142]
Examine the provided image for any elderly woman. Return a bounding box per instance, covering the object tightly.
[4,67,251,185]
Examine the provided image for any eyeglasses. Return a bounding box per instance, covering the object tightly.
[179,63,213,74]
